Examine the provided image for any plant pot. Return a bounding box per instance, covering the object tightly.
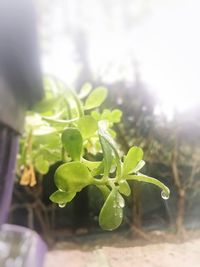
[0,224,47,267]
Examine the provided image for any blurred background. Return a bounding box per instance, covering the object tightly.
[9,0,200,244]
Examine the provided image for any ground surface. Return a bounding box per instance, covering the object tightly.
[44,231,200,267]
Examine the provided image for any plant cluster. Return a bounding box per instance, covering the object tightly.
[17,77,170,230]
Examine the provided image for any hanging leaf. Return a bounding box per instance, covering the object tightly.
[126,174,170,199]
[61,128,83,161]
[77,115,98,139]
[99,187,124,230]
[50,190,76,204]
[54,162,93,192]
[118,180,131,196]
[123,147,143,176]
[84,87,108,110]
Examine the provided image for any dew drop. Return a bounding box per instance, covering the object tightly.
[161,190,169,200]
[59,203,66,208]
[118,196,125,208]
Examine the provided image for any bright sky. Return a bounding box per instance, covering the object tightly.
[134,0,200,116]
[42,0,200,117]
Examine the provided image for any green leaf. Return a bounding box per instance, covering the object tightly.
[54,162,93,192]
[126,174,170,199]
[101,109,112,121]
[61,128,83,161]
[118,180,131,196]
[99,125,122,178]
[99,187,124,230]
[33,96,61,113]
[37,148,61,163]
[33,126,57,136]
[84,87,108,110]
[107,129,117,138]
[96,185,111,200]
[81,158,102,171]
[91,161,105,176]
[33,133,61,149]
[111,109,122,123]
[79,83,93,99]
[42,117,78,126]
[50,190,76,204]
[99,134,113,177]
[35,156,49,174]
[133,160,145,173]
[123,147,143,176]
[91,111,101,121]
[77,115,98,139]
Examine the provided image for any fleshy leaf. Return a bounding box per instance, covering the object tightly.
[54,162,93,192]
[33,133,61,149]
[111,109,122,123]
[133,160,145,173]
[126,174,170,199]
[61,128,83,161]
[99,134,113,177]
[84,87,108,110]
[77,115,98,139]
[91,111,101,121]
[81,158,102,171]
[79,83,93,99]
[118,180,131,196]
[33,126,57,136]
[35,156,49,174]
[91,161,105,176]
[50,190,76,204]
[42,117,78,126]
[96,185,111,200]
[99,187,124,230]
[123,147,143,176]
[101,109,112,121]
[33,96,61,113]
[99,125,122,178]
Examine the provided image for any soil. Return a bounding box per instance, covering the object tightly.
[44,230,200,267]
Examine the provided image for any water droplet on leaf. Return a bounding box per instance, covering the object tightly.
[161,190,169,200]
[118,195,125,208]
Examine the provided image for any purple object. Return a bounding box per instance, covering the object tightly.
[0,125,18,225]
[0,224,47,267]
[0,126,48,267]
